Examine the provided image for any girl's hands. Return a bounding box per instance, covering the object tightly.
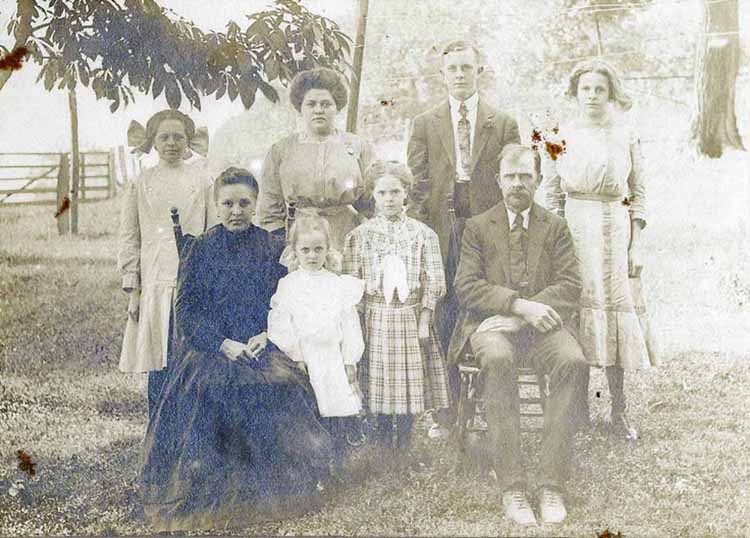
[127,290,141,322]
[418,308,432,345]
[628,244,644,278]
[345,364,356,384]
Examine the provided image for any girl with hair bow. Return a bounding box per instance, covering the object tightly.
[117,109,212,420]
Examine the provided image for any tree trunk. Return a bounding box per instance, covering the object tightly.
[346,0,369,133]
[68,89,81,234]
[0,0,36,93]
[689,0,745,158]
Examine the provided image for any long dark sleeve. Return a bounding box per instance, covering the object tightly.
[406,114,430,223]
[258,239,287,333]
[175,238,226,354]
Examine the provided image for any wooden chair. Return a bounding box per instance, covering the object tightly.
[455,352,548,454]
[170,206,196,259]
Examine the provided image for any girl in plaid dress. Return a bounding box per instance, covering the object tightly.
[343,161,450,453]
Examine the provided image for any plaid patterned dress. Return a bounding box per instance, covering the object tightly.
[343,214,450,415]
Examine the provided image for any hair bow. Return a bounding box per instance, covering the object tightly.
[127,120,209,159]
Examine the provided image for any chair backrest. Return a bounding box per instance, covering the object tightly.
[285,199,297,237]
[170,207,196,259]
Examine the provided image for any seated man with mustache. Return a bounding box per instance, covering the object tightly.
[448,144,587,526]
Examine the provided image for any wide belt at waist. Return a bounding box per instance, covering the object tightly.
[567,192,623,203]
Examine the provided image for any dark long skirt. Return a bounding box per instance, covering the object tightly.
[140,346,332,532]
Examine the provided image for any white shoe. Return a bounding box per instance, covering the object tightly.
[538,487,567,524]
[502,490,537,526]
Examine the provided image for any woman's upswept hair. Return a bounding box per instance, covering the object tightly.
[364,160,414,199]
[213,167,259,200]
[289,68,348,112]
[565,58,632,111]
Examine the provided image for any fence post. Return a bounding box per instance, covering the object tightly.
[56,153,70,235]
[80,152,86,200]
[108,148,117,198]
[68,89,81,234]
[117,145,128,190]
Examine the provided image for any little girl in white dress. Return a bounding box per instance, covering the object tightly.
[267,215,365,474]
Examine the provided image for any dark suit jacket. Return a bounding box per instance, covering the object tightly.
[406,97,520,265]
[447,202,582,364]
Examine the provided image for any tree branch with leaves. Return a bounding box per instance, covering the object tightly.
[1,0,352,111]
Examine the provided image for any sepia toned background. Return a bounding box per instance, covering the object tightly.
[1,0,749,536]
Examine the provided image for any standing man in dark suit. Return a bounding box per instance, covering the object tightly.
[407,40,520,357]
[448,144,587,526]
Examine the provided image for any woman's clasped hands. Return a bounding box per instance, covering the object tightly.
[219,333,268,362]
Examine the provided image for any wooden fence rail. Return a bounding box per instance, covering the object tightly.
[0,150,117,207]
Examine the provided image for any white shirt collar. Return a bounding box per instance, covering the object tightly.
[506,206,531,229]
[448,92,478,114]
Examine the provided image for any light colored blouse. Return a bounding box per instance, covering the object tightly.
[543,117,647,224]
[256,130,373,233]
[118,162,210,290]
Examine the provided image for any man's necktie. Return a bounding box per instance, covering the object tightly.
[457,101,471,178]
[509,212,527,289]
[453,101,473,219]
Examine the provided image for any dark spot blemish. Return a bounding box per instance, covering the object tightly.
[544,141,565,161]
[0,46,29,71]
[55,196,71,218]
[17,450,36,477]
[597,530,623,538]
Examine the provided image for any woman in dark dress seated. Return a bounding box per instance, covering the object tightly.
[140,167,332,532]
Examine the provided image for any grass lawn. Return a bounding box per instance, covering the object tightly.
[1,142,749,537]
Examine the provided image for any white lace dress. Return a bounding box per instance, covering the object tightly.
[267,268,365,417]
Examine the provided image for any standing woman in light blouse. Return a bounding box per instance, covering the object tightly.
[256,67,373,249]
[117,110,211,420]
[544,59,658,440]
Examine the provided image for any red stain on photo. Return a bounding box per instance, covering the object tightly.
[622,197,632,206]
[544,140,566,161]
[0,46,30,71]
[55,196,71,218]
[17,450,36,477]
[597,530,623,538]
[530,127,566,160]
